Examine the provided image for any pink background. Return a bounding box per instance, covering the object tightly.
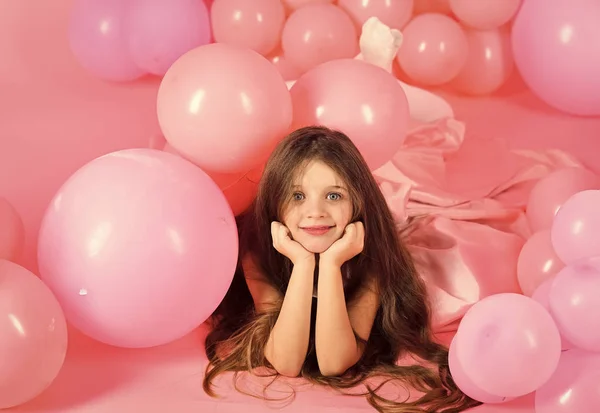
[1,0,599,412]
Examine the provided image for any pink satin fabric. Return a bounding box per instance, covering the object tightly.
[373,118,583,332]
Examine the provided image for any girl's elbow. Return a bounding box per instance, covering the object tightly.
[270,358,302,377]
[277,365,302,378]
[318,359,355,377]
[265,351,303,378]
[318,348,361,377]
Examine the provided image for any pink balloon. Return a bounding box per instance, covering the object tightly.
[338,0,413,30]
[281,4,358,74]
[221,165,263,216]
[551,190,600,264]
[454,293,561,397]
[526,167,600,233]
[267,48,303,81]
[281,0,333,14]
[127,0,211,76]
[37,149,239,348]
[517,230,564,297]
[448,338,512,404]
[290,59,409,171]
[531,278,574,351]
[0,198,24,262]
[512,0,600,116]
[397,13,469,86]
[157,43,292,174]
[0,259,68,409]
[450,27,514,96]
[69,0,146,81]
[449,0,521,30]
[413,0,452,15]
[548,257,600,352]
[535,349,600,413]
[211,0,285,56]
[162,143,261,216]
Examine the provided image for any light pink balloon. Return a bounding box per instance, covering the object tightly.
[267,48,303,81]
[157,43,293,174]
[281,0,333,14]
[290,59,409,171]
[450,27,514,96]
[127,0,211,76]
[211,0,285,56]
[281,4,358,74]
[512,0,600,116]
[69,0,146,81]
[0,198,24,262]
[526,167,600,233]
[532,278,574,351]
[0,259,68,409]
[397,13,469,86]
[37,149,239,348]
[551,190,600,264]
[535,349,600,413]
[448,338,512,404]
[517,230,564,297]
[454,293,561,397]
[449,0,521,30]
[548,257,600,352]
[338,0,413,30]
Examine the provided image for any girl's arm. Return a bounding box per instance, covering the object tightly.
[242,254,315,377]
[315,261,380,377]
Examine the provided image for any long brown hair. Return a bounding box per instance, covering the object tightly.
[202,126,481,412]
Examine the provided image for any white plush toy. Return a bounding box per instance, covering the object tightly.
[286,17,454,125]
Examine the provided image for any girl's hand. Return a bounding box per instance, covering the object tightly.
[271,222,314,265]
[320,222,365,267]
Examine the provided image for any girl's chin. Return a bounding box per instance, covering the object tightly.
[299,240,334,255]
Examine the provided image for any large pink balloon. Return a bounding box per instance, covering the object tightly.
[449,0,521,30]
[281,3,358,74]
[454,293,561,397]
[0,198,24,262]
[397,13,468,86]
[37,149,239,348]
[517,230,564,297]
[450,27,514,96]
[211,0,285,56]
[549,257,600,352]
[0,259,68,409]
[338,0,413,30]
[526,167,600,233]
[157,43,292,174]
[532,278,574,351]
[69,0,146,81]
[127,0,211,76]
[448,338,512,404]
[512,0,600,116]
[551,190,600,264]
[535,349,600,413]
[290,59,409,171]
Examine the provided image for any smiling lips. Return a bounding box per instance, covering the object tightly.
[301,225,334,236]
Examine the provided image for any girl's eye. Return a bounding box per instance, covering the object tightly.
[292,192,304,201]
[327,192,342,201]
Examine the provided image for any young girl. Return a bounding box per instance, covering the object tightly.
[202,126,481,413]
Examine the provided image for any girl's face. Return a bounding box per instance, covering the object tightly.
[281,160,353,254]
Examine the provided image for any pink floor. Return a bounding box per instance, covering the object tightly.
[1,1,599,412]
